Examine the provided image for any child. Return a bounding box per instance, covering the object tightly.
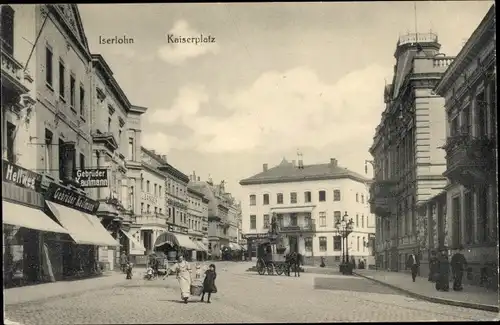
[126,262,133,280]
[201,264,217,303]
[194,263,203,279]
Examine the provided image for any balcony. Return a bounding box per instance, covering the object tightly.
[443,133,496,188]
[369,180,397,217]
[135,213,167,225]
[279,221,316,234]
[1,47,32,95]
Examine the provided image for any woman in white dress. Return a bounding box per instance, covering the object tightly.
[167,255,192,303]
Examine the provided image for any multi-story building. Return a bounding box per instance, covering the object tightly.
[240,158,375,265]
[134,147,169,259]
[89,54,146,270]
[369,32,455,272]
[187,180,210,260]
[431,5,497,287]
[163,161,190,234]
[3,4,118,285]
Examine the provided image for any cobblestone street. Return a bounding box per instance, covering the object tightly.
[4,262,497,324]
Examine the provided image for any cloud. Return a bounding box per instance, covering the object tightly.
[157,20,220,65]
[146,64,390,155]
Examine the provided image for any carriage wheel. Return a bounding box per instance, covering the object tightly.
[275,264,285,275]
[257,261,266,275]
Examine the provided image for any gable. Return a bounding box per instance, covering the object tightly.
[53,4,90,54]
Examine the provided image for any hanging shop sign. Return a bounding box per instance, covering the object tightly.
[2,160,42,191]
[74,168,109,188]
[45,182,100,214]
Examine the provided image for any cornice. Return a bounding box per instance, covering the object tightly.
[239,173,368,186]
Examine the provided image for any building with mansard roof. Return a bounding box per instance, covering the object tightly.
[240,158,375,266]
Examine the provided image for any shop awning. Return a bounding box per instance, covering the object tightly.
[229,242,243,251]
[270,206,315,214]
[194,240,209,252]
[83,212,121,247]
[154,232,199,250]
[46,201,118,247]
[120,229,146,253]
[2,200,69,234]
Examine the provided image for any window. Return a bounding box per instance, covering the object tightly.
[362,236,366,252]
[290,213,298,226]
[80,85,85,116]
[250,215,256,229]
[58,139,65,180]
[290,192,297,204]
[159,186,162,196]
[304,191,311,203]
[108,117,112,132]
[146,180,150,192]
[6,122,16,162]
[357,236,360,251]
[319,190,326,202]
[249,194,256,206]
[356,193,359,202]
[319,237,327,252]
[118,130,122,147]
[147,204,150,213]
[305,237,313,252]
[128,137,134,160]
[361,215,365,228]
[356,214,359,227]
[476,91,488,137]
[45,46,53,87]
[58,60,65,98]
[263,194,269,205]
[319,212,326,227]
[1,6,14,55]
[70,74,76,108]
[79,153,85,169]
[140,203,144,213]
[334,211,341,226]
[450,116,459,136]
[464,191,474,245]
[333,190,341,201]
[333,236,342,251]
[154,184,157,196]
[476,187,489,243]
[361,194,364,204]
[277,193,283,204]
[44,129,53,172]
[154,207,157,214]
[263,214,270,229]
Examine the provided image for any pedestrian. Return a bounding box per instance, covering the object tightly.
[451,246,467,291]
[125,262,133,280]
[200,264,217,303]
[166,255,192,304]
[428,250,439,282]
[407,251,419,282]
[320,256,325,268]
[120,251,128,273]
[435,249,450,292]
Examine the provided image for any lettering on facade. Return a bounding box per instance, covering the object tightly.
[45,183,100,214]
[141,192,158,205]
[2,160,42,191]
[74,168,109,188]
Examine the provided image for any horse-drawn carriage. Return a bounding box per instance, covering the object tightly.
[255,238,288,276]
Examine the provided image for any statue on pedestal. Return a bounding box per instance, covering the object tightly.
[270,213,279,237]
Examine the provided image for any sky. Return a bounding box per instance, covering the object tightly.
[79,1,493,201]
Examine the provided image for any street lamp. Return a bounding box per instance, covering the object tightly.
[334,212,354,275]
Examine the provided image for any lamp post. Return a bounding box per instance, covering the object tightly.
[335,212,354,275]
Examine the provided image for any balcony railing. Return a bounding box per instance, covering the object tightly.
[279,221,316,233]
[1,48,31,94]
[443,133,496,186]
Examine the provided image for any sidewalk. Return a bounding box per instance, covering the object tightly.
[354,269,499,312]
[4,269,145,306]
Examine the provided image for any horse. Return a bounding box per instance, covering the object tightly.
[285,252,301,277]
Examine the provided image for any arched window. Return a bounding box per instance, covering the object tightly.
[333,190,341,201]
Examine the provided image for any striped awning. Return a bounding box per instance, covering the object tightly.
[194,241,209,252]
[154,232,199,250]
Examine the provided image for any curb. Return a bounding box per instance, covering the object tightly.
[353,272,499,313]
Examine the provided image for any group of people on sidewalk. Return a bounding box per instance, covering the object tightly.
[407,246,468,292]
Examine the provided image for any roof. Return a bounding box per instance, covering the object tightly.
[239,159,369,186]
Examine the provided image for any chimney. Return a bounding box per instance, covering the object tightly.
[330,158,338,167]
[292,160,296,167]
[263,163,268,172]
[161,154,167,161]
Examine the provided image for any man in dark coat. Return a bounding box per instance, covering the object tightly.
[450,246,467,291]
[436,249,450,292]
[407,251,419,282]
[428,250,439,282]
